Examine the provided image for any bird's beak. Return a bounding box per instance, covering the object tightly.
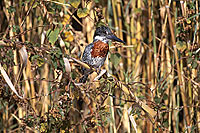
[107,34,125,44]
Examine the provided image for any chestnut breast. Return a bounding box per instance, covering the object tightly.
[91,41,109,58]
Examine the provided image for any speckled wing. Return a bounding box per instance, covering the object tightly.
[80,43,94,83]
[82,43,93,65]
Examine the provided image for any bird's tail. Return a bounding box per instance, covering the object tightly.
[80,74,89,83]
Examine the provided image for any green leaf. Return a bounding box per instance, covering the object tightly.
[134,8,142,15]
[163,93,168,100]
[37,57,45,67]
[7,6,16,13]
[192,61,198,69]
[31,55,44,67]
[37,16,41,21]
[12,25,20,33]
[46,29,51,37]
[163,121,169,128]
[55,53,60,58]
[77,8,89,18]
[96,21,107,28]
[31,55,39,61]
[153,128,159,132]
[58,0,65,3]
[94,0,99,3]
[176,41,187,52]
[48,28,60,44]
[157,87,162,93]
[68,0,80,8]
[110,53,121,69]
[175,27,181,36]
[187,57,193,64]
[32,1,39,8]
[60,59,64,67]
[154,96,160,103]
[53,61,58,69]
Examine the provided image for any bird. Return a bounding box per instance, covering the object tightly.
[80,25,125,83]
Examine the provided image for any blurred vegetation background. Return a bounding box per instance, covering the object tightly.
[0,0,200,132]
